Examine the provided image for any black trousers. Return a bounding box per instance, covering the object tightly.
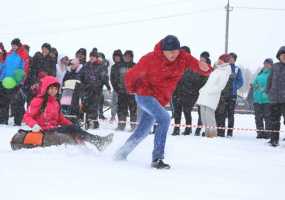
[46,124,100,145]
[215,97,236,136]
[117,93,137,127]
[98,93,104,116]
[172,93,198,129]
[253,103,271,137]
[84,93,100,121]
[0,84,25,125]
[270,103,285,142]
[11,87,26,125]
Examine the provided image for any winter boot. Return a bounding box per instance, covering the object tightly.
[87,120,99,129]
[115,123,126,131]
[182,127,192,135]
[264,132,271,139]
[129,122,137,132]
[207,130,217,138]
[227,131,233,137]
[151,159,171,169]
[87,133,114,151]
[110,115,116,122]
[99,114,106,120]
[256,130,266,139]
[269,139,279,147]
[171,127,180,136]
[256,132,264,139]
[217,132,225,137]
[194,128,201,136]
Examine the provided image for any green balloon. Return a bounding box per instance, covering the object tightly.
[14,69,24,84]
[2,77,17,89]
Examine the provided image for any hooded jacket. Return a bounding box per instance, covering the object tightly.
[23,76,72,130]
[124,41,212,106]
[268,61,285,104]
[196,63,231,110]
[173,69,208,98]
[252,68,272,104]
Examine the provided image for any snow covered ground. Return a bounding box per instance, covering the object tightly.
[1,112,285,200]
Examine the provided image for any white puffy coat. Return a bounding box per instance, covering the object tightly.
[196,63,231,110]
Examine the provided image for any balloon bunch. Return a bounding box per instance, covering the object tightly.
[2,69,24,89]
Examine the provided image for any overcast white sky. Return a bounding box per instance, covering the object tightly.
[0,0,284,71]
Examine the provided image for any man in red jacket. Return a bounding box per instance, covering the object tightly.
[114,35,212,169]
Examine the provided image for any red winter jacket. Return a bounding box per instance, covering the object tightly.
[124,41,212,106]
[23,76,72,130]
[17,47,30,77]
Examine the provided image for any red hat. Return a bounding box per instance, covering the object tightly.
[219,54,231,63]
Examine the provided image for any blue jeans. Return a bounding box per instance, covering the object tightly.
[115,95,171,161]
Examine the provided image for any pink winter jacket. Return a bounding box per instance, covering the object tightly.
[23,76,72,130]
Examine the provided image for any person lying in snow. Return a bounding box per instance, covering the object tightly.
[11,76,113,150]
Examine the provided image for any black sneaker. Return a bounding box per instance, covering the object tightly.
[151,159,171,169]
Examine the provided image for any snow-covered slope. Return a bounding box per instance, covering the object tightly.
[0,112,284,200]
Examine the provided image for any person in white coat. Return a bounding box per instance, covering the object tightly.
[56,55,69,87]
[196,54,232,137]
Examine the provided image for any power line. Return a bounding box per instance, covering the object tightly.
[235,6,285,11]
[0,8,221,37]
[0,0,191,27]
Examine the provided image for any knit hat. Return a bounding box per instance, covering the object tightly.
[76,48,87,56]
[124,50,134,58]
[11,38,22,47]
[200,51,210,59]
[276,46,285,60]
[264,58,273,65]
[161,35,180,51]
[219,54,231,63]
[41,43,51,52]
[180,46,191,53]
[91,47,98,53]
[89,51,98,57]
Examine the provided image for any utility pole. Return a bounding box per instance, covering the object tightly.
[225,0,233,53]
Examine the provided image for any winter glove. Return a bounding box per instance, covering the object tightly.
[32,124,42,132]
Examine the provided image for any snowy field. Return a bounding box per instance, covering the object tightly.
[0,111,285,200]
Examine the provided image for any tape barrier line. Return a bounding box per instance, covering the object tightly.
[87,118,284,133]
